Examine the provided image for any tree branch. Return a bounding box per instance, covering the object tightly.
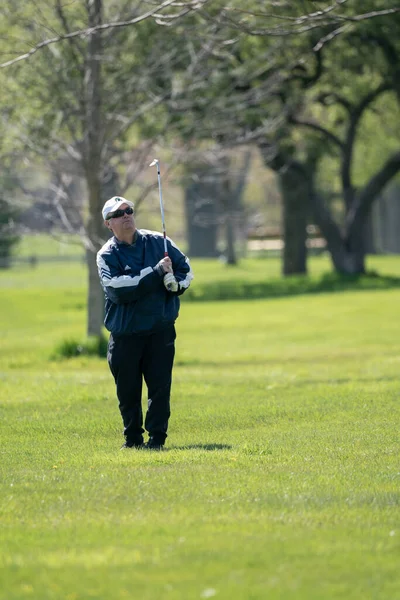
[310,189,345,252]
[0,0,206,69]
[346,150,400,236]
[313,8,400,51]
[55,0,86,68]
[289,116,343,150]
[341,82,392,208]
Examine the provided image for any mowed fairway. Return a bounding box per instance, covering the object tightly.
[0,256,399,600]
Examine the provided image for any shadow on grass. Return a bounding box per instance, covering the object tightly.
[171,443,232,451]
[183,271,400,302]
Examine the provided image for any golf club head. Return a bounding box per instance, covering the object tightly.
[149,159,159,167]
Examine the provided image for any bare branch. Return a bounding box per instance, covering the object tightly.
[316,92,353,112]
[289,116,343,150]
[0,0,207,69]
[49,178,77,234]
[2,1,397,69]
[218,2,400,44]
[55,0,86,66]
[334,7,400,24]
[313,23,352,51]
[215,0,349,37]
[228,1,349,25]
[120,140,156,195]
[341,82,393,205]
[313,7,400,51]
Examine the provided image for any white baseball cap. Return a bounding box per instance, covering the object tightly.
[102,196,134,220]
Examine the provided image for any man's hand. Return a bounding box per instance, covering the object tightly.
[163,272,179,292]
[155,256,173,275]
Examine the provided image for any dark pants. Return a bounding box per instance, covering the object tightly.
[107,325,176,445]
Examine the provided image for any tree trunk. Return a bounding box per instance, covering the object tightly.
[225,214,236,265]
[373,185,400,253]
[363,212,375,255]
[83,0,104,337]
[185,166,219,258]
[85,166,121,337]
[222,150,251,265]
[86,175,105,336]
[313,151,400,274]
[259,144,310,275]
[311,189,367,274]
[279,162,309,275]
[329,232,366,274]
[86,246,105,336]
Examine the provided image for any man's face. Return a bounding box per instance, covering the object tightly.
[105,203,136,238]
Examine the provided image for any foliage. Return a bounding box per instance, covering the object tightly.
[52,335,108,359]
[184,270,400,301]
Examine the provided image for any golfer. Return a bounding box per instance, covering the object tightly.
[96,196,193,450]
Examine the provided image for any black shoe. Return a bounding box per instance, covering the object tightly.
[121,440,144,450]
[145,437,164,451]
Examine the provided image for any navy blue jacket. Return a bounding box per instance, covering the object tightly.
[97,229,193,335]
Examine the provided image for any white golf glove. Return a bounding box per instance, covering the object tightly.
[155,257,172,275]
[163,272,179,292]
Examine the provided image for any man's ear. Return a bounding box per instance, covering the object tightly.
[104,220,112,231]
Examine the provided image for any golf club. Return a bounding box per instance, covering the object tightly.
[149,158,168,257]
[150,158,175,291]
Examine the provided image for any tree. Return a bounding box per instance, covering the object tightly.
[183,149,251,262]
[290,6,400,273]
[194,0,400,274]
[0,0,203,336]
[2,0,399,287]
[0,172,20,268]
[159,1,320,273]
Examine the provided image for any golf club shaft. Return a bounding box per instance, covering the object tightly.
[155,163,168,257]
[150,159,174,290]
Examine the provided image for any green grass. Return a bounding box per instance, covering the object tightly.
[0,255,400,599]
[14,233,84,258]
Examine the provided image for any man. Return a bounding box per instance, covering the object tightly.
[96,196,193,450]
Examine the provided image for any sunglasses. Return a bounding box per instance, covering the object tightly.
[107,206,134,219]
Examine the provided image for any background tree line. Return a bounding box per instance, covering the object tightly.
[0,0,399,338]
